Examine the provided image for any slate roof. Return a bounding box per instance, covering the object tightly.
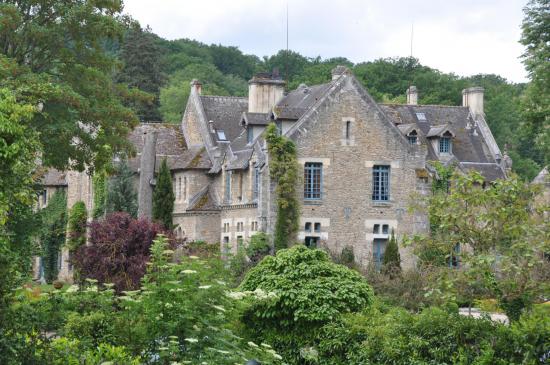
[127,123,211,172]
[273,83,332,120]
[241,112,270,126]
[186,185,220,211]
[458,162,507,182]
[200,96,248,146]
[40,168,67,186]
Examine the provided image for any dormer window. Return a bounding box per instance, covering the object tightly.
[216,130,227,141]
[247,126,254,144]
[439,132,452,154]
[407,130,418,145]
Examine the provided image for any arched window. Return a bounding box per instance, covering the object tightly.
[407,130,417,145]
[345,121,351,140]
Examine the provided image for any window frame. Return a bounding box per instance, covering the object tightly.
[304,162,323,200]
[247,126,254,144]
[372,165,390,202]
[439,136,452,154]
[253,166,260,201]
[224,171,232,203]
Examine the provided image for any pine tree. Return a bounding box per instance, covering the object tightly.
[153,158,174,229]
[117,25,164,121]
[106,160,138,217]
[383,229,401,277]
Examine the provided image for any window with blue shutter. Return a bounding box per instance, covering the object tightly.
[372,165,390,201]
[439,137,451,153]
[304,162,322,200]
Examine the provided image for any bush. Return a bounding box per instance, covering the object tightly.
[246,232,271,265]
[66,201,87,251]
[63,311,115,348]
[72,212,168,291]
[239,245,373,362]
[39,191,67,283]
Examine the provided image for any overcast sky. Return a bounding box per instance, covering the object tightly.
[123,0,529,83]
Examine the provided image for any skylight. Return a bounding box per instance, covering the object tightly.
[216,130,227,141]
[416,112,427,121]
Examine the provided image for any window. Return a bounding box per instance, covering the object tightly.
[408,130,417,145]
[216,130,227,141]
[305,236,319,249]
[373,224,380,234]
[238,172,243,201]
[345,121,351,140]
[304,162,322,200]
[449,243,461,268]
[224,171,231,202]
[373,239,387,270]
[439,136,451,154]
[276,121,283,136]
[183,177,187,200]
[176,177,181,200]
[372,165,390,201]
[382,224,389,234]
[416,112,427,121]
[247,127,254,144]
[253,166,260,201]
[251,221,258,231]
[42,190,47,205]
[223,223,230,233]
[305,222,312,232]
[314,222,321,233]
[237,222,244,232]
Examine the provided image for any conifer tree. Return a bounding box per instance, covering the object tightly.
[106,160,138,217]
[383,229,401,276]
[39,191,67,283]
[153,158,175,229]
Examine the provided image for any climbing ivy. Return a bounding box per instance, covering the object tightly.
[92,171,107,219]
[265,123,300,251]
[431,161,455,193]
[39,190,67,283]
[67,201,87,252]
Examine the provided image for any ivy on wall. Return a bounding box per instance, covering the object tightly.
[39,190,67,283]
[67,201,87,252]
[265,123,300,251]
[92,171,107,219]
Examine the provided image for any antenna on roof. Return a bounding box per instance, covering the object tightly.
[408,21,414,103]
[285,2,289,90]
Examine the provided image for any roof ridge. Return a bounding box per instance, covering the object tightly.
[380,103,467,109]
[200,95,247,100]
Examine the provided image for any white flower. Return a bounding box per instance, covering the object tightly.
[189,255,199,260]
[199,285,211,289]
[215,280,226,286]
[181,270,197,274]
[66,285,79,293]
[184,338,198,343]
[261,343,272,348]
[212,305,225,312]
[247,341,258,348]
[226,291,246,300]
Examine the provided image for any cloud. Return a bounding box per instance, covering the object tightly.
[123,0,528,82]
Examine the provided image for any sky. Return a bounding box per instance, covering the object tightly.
[123,0,529,83]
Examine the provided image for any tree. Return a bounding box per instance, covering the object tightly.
[411,171,550,320]
[106,160,138,217]
[92,171,107,219]
[67,202,87,252]
[152,158,174,229]
[72,212,168,291]
[383,230,401,276]
[519,0,550,169]
[39,191,68,283]
[239,245,373,362]
[0,1,143,171]
[117,25,164,121]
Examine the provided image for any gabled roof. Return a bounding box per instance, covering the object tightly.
[273,83,332,120]
[186,185,220,211]
[397,123,419,136]
[426,124,455,138]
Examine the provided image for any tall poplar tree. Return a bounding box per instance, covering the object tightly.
[153,158,174,229]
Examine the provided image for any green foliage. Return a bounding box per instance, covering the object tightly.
[0,2,142,171]
[66,202,87,252]
[39,191,68,283]
[63,311,115,348]
[315,305,550,365]
[246,232,271,265]
[382,230,401,276]
[265,123,300,250]
[411,171,550,320]
[152,158,175,229]
[45,337,141,365]
[92,171,107,219]
[239,245,373,362]
[117,25,164,121]
[106,160,137,217]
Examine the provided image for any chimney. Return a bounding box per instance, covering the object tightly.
[138,130,157,219]
[190,79,202,95]
[331,65,349,80]
[462,87,484,117]
[248,70,285,113]
[406,85,418,105]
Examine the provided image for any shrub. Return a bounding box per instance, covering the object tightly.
[152,158,175,229]
[63,311,115,348]
[39,191,67,283]
[106,159,138,217]
[66,201,87,251]
[239,245,373,362]
[246,232,271,265]
[382,229,401,276]
[72,212,168,291]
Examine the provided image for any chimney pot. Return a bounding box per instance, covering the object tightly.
[462,87,484,117]
[190,79,202,95]
[248,72,285,113]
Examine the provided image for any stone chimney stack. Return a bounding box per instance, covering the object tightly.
[248,70,285,113]
[138,130,157,219]
[462,87,484,117]
[331,65,350,80]
[406,85,418,105]
[191,79,202,95]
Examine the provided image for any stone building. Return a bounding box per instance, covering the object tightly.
[39,66,509,277]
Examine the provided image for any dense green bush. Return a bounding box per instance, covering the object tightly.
[246,232,271,265]
[66,201,87,251]
[39,191,67,283]
[315,305,550,365]
[239,245,373,362]
[152,158,175,229]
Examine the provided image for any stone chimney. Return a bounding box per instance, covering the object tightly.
[138,130,157,219]
[248,70,285,113]
[331,65,350,80]
[462,87,484,117]
[406,85,418,105]
[191,79,202,95]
